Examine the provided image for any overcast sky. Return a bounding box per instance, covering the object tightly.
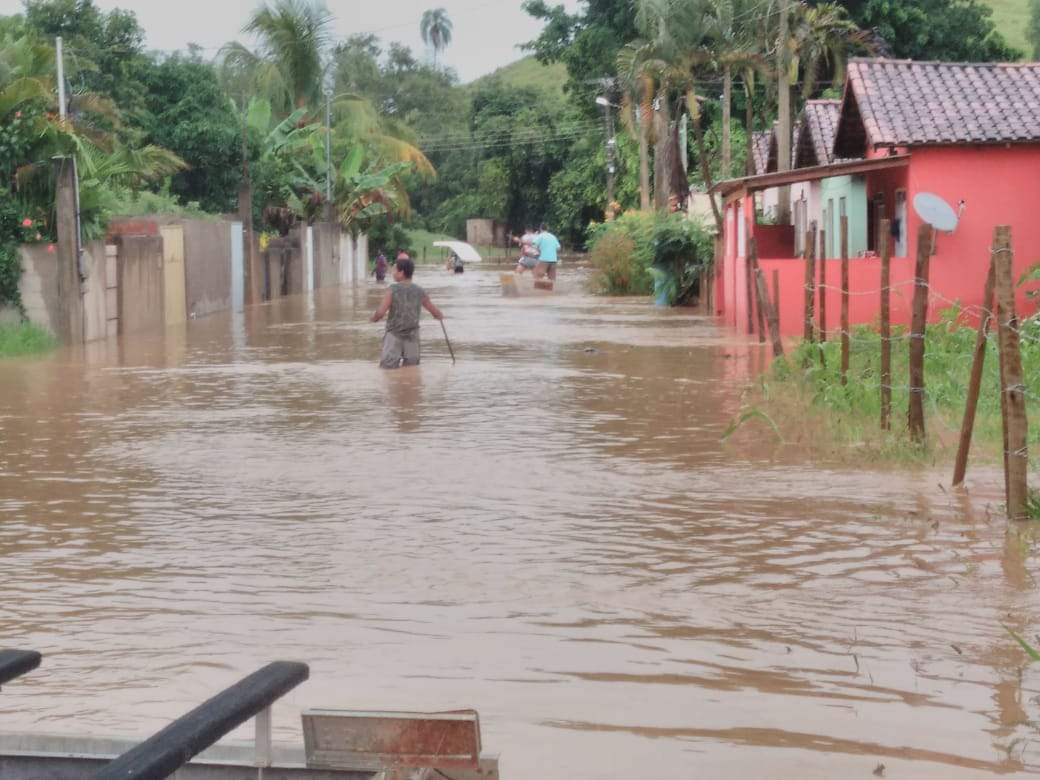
[0,0,582,82]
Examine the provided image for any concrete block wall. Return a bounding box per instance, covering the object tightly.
[81,241,109,342]
[182,220,232,318]
[116,235,164,335]
[15,217,361,343]
[16,245,61,334]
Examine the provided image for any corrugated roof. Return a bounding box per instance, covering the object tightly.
[835,58,1040,157]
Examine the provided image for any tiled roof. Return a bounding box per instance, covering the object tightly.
[751,130,771,175]
[796,100,841,167]
[835,58,1040,156]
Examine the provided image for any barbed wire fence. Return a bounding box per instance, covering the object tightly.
[747,219,1033,521]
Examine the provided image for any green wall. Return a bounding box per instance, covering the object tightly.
[820,176,867,258]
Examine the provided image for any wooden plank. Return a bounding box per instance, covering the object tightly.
[993,225,1029,519]
[750,239,784,358]
[802,227,816,344]
[908,223,933,443]
[952,258,995,486]
[303,710,481,772]
[879,220,892,431]
[818,228,827,342]
[840,215,850,385]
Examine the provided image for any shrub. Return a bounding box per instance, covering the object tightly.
[588,210,714,304]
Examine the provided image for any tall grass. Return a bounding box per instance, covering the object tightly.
[764,307,1040,460]
[0,322,57,357]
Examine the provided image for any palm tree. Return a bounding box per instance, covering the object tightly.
[789,2,870,100]
[621,0,723,226]
[707,0,771,179]
[221,0,333,115]
[420,8,453,68]
[616,48,655,210]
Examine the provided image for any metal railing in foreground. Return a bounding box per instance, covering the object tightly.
[0,649,41,688]
[91,660,309,780]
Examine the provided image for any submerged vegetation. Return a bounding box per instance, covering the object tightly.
[0,321,56,356]
[736,308,1040,463]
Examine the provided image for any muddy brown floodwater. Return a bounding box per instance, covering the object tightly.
[1,267,1040,778]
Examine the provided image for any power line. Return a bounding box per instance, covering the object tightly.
[417,120,602,147]
[419,127,598,154]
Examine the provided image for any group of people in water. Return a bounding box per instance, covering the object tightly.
[369,222,563,370]
[513,223,561,281]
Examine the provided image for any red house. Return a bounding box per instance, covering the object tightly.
[713,58,1040,337]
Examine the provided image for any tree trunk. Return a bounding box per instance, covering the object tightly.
[638,105,651,210]
[722,64,732,179]
[745,79,754,176]
[690,103,723,234]
[653,93,671,210]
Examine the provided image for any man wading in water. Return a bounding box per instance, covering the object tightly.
[370,258,444,368]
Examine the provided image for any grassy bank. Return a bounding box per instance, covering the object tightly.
[737,309,1040,464]
[0,322,57,357]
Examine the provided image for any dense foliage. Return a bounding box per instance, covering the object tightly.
[588,211,713,304]
[0,0,1027,315]
[824,0,1020,61]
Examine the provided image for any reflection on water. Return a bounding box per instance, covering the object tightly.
[0,268,1038,778]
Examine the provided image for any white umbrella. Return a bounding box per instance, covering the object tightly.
[432,241,482,262]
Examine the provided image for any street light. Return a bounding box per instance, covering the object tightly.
[595,96,618,207]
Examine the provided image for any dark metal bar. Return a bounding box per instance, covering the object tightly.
[92,661,309,780]
[0,650,41,686]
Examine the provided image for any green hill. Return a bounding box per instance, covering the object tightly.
[986,0,1030,57]
[467,56,568,100]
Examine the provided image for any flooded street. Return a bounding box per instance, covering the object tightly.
[2,267,1040,778]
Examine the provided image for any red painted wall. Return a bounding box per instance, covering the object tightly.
[718,146,1040,338]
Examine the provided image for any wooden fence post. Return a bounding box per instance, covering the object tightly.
[993,226,1029,519]
[750,238,784,358]
[879,220,891,430]
[818,228,827,342]
[908,223,933,443]
[802,225,816,344]
[755,271,766,344]
[840,215,850,386]
[952,258,995,486]
[772,268,780,334]
[745,250,755,334]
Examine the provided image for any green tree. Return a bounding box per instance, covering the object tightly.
[523,0,639,107]
[221,0,333,115]
[821,0,1019,61]
[790,2,869,100]
[22,0,148,119]
[137,53,243,212]
[707,0,770,180]
[420,8,453,68]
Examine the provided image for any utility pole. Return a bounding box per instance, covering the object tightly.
[606,106,616,207]
[324,86,333,220]
[56,36,66,121]
[53,36,83,343]
[596,96,618,211]
[777,0,792,225]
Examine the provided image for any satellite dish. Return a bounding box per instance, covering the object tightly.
[913,192,959,232]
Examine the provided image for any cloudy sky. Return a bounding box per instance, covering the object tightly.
[0,0,583,82]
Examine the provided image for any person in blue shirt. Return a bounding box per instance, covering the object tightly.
[534,223,561,283]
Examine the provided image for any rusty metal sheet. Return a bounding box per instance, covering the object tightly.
[302,709,481,772]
